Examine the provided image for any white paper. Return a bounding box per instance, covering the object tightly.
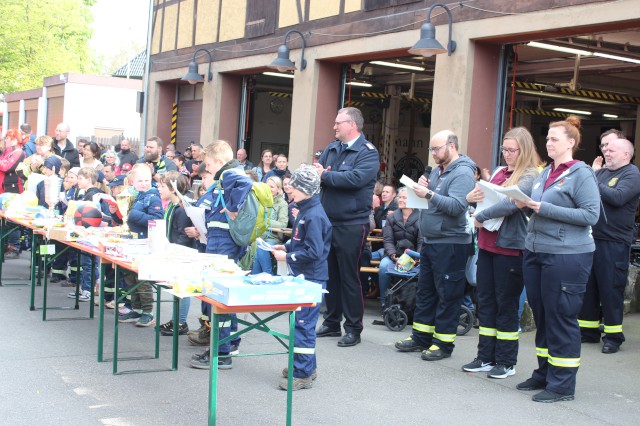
[495,185,531,203]
[171,179,208,244]
[399,174,418,189]
[276,260,289,276]
[475,181,506,232]
[256,237,274,252]
[400,174,429,209]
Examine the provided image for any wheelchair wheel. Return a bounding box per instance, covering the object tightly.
[384,306,408,332]
[457,305,475,336]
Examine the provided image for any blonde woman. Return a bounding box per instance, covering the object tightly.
[462,127,542,380]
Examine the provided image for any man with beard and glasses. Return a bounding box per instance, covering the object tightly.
[137,136,178,185]
[395,130,476,362]
[118,139,139,167]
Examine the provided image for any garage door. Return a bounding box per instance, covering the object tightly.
[46,97,64,137]
[176,99,202,151]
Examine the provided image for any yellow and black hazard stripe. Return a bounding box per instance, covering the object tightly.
[344,100,365,107]
[558,87,640,104]
[361,92,388,99]
[269,91,291,98]
[171,103,177,145]
[514,81,546,90]
[512,108,567,118]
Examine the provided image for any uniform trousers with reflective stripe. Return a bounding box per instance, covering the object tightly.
[523,251,593,396]
[51,243,80,282]
[579,239,629,346]
[476,249,524,366]
[322,224,368,335]
[294,280,326,378]
[411,243,468,353]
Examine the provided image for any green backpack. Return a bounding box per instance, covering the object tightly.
[215,173,274,247]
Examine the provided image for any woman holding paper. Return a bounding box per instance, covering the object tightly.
[462,127,541,381]
[514,116,600,403]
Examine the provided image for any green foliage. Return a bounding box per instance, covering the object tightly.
[0,0,100,94]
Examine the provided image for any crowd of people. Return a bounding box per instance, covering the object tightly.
[2,109,638,399]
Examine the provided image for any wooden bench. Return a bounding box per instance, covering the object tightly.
[360,266,380,274]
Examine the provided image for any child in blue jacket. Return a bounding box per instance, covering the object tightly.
[117,164,164,327]
[190,140,253,370]
[272,165,331,390]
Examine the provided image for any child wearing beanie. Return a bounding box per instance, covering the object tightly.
[272,165,332,391]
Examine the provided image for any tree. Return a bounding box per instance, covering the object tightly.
[0,0,99,94]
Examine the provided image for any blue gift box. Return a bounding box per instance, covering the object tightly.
[204,275,324,306]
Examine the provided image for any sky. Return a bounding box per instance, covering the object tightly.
[90,0,150,71]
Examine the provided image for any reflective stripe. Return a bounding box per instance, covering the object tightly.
[578,319,600,329]
[604,324,623,334]
[433,332,456,343]
[104,288,115,294]
[496,331,519,341]
[479,327,497,337]
[218,320,231,328]
[548,356,580,368]
[412,322,434,333]
[536,347,549,358]
[69,266,80,271]
[293,347,315,355]
[51,269,66,274]
[207,221,230,229]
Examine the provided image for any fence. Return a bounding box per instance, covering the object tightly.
[75,136,142,154]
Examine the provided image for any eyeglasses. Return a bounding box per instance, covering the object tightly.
[334,120,352,126]
[428,144,448,153]
[500,147,520,154]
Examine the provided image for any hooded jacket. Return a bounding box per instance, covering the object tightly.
[317,134,380,226]
[420,155,477,244]
[525,161,600,254]
[474,168,538,250]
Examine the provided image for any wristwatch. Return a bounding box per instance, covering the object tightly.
[425,190,434,200]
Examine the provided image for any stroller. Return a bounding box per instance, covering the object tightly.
[382,250,475,335]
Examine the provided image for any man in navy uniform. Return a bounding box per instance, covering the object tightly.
[314,107,379,347]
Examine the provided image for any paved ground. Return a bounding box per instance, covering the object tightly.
[1,254,640,425]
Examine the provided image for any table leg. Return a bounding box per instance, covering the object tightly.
[89,254,96,319]
[113,265,121,374]
[154,283,161,359]
[286,310,295,426]
[209,313,221,426]
[97,262,107,362]
[29,232,39,311]
[42,253,49,321]
[172,295,179,370]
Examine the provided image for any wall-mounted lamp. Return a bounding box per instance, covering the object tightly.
[268,29,307,72]
[408,2,456,57]
[182,48,214,84]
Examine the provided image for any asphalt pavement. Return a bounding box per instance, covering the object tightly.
[1,254,639,425]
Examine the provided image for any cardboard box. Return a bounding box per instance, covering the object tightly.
[49,227,81,241]
[204,276,323,306]
[101,239,150,260]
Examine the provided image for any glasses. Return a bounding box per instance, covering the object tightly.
[428,144,448,153]
[501,147,520,154]
[334,120,352,126]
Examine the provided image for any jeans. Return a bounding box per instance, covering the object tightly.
[377,256,396,306]
[80,253,95,292]
[252,243,276,275]
[179,297,190,324]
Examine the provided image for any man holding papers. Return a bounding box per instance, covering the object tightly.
[461,127,541,380]
[394,130,476,361]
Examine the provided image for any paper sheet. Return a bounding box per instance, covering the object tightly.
[475,181,506,232]
[171,180,208,244]
[256,237,274,251]
[399,175,429,210]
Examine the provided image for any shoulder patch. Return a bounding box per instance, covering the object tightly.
[365,142,376,150]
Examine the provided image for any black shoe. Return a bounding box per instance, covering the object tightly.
[394,337,427,352]
[372,319,385,326]
[337,333,361,347]
[532,389,574,403]
[421,345,451,361]
[189,350,233,370]
[581,336,600,344]
[50,275,66,284]
[316,325,341,337]
[602,342,619,354]
[516,377,545,391]
[160,320,189,336]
